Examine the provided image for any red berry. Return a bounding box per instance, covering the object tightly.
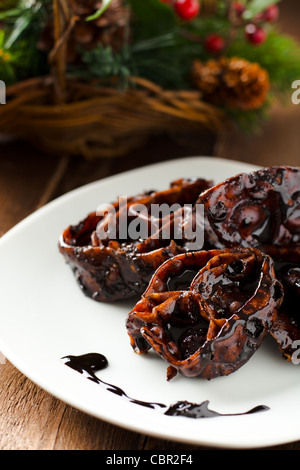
[245,24,267,45]
[232,2,245,18]
[263,4,279,22]
[173,0,200,20]
[205,34,225,54]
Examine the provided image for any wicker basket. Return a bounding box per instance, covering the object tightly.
[0,0,226,160]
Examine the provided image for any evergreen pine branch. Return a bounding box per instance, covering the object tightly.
[1,0,300,134]
[73,31,204,91]
[226,29,300,95]
[131,32,203,89]
[70,45,133,89]
[0,1,50,84]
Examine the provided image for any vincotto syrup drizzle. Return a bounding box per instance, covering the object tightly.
[61,353,269,419]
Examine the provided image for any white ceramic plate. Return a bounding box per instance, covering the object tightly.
[0,156,299,450]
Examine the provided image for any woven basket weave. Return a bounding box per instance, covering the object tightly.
[0,0,226,159]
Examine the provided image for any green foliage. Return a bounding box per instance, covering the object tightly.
[86,0,113,21]
[0,30,16,84]
[75,32,201,91]
[72,44,132,88]
[130,32,203,89]
[127,0,177,39]
[227,29,300,95]
[0,1,50,83]
[0,0,300,132]
[226,97,272,134]
[240,0,281,18]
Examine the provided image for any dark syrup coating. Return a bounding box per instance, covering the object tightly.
[58,178,212,302]
[270,260,300,361]
[62,353,269,418]
[126,248,283,380]
[199,166,300,362]
[199,166,300,253]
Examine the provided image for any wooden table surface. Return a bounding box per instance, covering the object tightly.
[0,2,300,452]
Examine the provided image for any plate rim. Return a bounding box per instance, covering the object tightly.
[2,155,299,450]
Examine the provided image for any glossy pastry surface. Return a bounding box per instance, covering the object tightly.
[59,177,211,302]
[200,166,300,362]
[126,248,283,379]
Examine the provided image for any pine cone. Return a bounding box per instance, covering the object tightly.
[192,57,270,111]
[38,0,131,64]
